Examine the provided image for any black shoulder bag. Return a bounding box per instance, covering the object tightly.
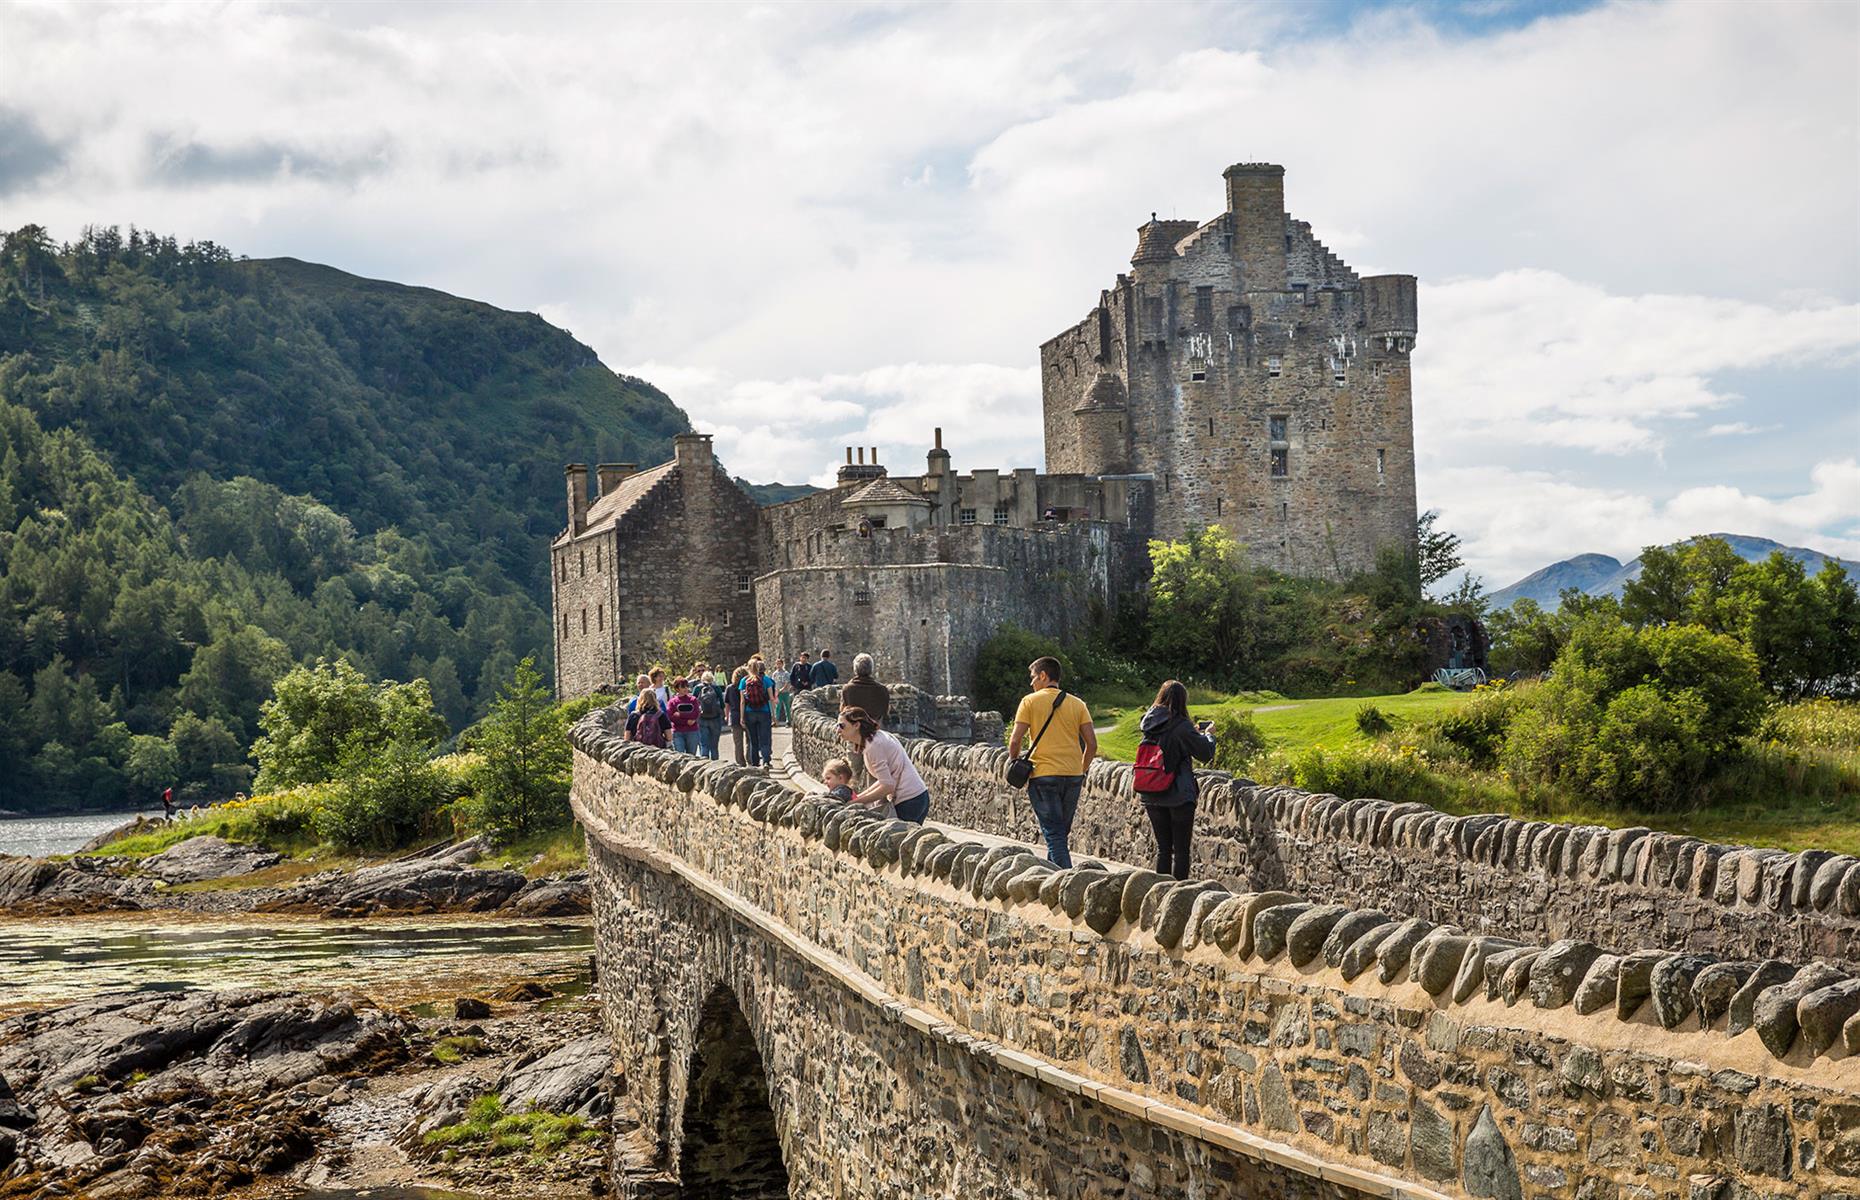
[1005,690,1066,789]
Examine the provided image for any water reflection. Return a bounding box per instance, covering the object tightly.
[0,810,158,857]
[0,915,594,1013]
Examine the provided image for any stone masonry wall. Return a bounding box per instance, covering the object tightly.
[790,691,1860,973]
[573,709,1860,1200]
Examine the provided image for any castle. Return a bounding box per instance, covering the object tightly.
[552,163,1419,699]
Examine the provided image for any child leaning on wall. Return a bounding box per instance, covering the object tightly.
[822,758,895,819]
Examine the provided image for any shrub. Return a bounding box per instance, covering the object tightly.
[1760,698,1860,752]
[971,626,1071,719]
[253,659,446,792]
[1412,685,1525,768]
[1354,704,1393,737]
[1210,708,1268,772]
[459,658,579,845]
[313,737,455,852]
[1253,743,1438,805]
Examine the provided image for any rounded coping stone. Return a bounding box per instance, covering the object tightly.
[1322,910,1393,971]
[1253,903,1315,962]
[1059,869,1112,920]
[1374,919,1436,986]
[924,841,966,881]
[1500,949,1542,1006]
[1570,954,1622,1016]
[1155,883,1225,951]
[946,843,990,890]
[1038,869,1071,909]
[1726,961,1799,1038]
[901,828,947,874]
[1338,927,1402,984]
[1413,933,1472,996]
[1481,945,1536,1001]
[1798,977,1860,1056]
[1235,891,1304,960]
[1692,960,1758,1028]
[1809,854,1856,911]
[1839,862,1860,917]
[1613,950,1666,1020]
[1283,904,1351,968]
[1753,962,1847,1058]
[1199,896,1252,954]
[1180,887,1237,952]
[1528,940,1604,1011]
[1120,871,1170,925]
[1453,938,1522,1005]
[984,853,1045,902]
[1648,954,1715,1029]
[1081,873,1129,935]
[1404,925,1466,986]
[1845,1008,1860,1056]
[1006,863,1057,905]
[971,845,1029,899]
[1790,849,1835,909]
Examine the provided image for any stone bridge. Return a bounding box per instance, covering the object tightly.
[569,691,1860,1200]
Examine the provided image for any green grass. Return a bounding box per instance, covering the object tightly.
[422,1094,600,1159]
[1094,687,1473,763]
[482,824,588,877]
[429,1036,484,1065]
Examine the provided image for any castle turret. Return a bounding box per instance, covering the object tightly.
[1073,371,1130,475]
[1363,274,1419,352]
[565,463,588,535]
[1223,163,1287,291]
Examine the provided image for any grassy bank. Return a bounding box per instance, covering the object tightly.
[1088,687,1860,856]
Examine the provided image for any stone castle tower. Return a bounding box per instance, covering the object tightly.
[1040,163,1417,578]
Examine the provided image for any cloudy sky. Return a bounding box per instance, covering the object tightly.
[1,0,1855,587]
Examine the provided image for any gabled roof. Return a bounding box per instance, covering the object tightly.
[841,476,930,507]
[581,460,677,533]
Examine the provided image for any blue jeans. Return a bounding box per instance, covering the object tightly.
[745,710,773,766]
[673,729,702,756]
[893,791,930,825]
[698,718,723,760]
[1028,775,1083,868]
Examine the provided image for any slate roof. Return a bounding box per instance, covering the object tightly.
[1131,218,1201,265]
[841,476,930,507]
[580,460,678,534]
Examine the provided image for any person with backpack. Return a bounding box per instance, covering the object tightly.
[739,658,775,767]
[693,671,725,759]
[812,648,838,686]
[1007,656,1097,868]
[665,677,703,755]
[627,689,668,748]
[1133,679,1217,880]
[725,666,747,764]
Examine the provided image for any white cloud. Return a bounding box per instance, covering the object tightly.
[0,0,1855,577]
[1704,422,1780,437]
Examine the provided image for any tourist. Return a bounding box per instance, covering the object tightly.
[1134,680,1217,880]
[649,667,670,713]
[665,678,703,755]
[836,705,930,824]
[771,659,792,725]
[626,690,668,748]
[790,651,813,701]
[694,671,725,759]
[625,673,651,714]
[820,758,857,803]
[1008,656,1096,868]
[813,648,839,686]
[840,653,889,724]
[740,658,776,767]
[161,786,175,820]
[725,666,748,764]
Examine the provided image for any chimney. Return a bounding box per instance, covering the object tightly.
[845,447,853,464]
[597,463,636,495]
[673,433,713,469]
[564,464,589,535]
[869,446,878,464]
[1222,162,1288,290]
[857,447,865,465]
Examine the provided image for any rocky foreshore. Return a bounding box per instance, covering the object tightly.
[0,835,591,920]
[0,980,613,1199]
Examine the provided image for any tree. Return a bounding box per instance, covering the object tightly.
[465,657,572,843]
[1416,510,1463,590]
[251,659,446,791]
[656,618,714,674]
[1146,526,1258,676]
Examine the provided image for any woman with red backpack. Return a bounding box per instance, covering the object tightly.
[1133,680,1216,880]
[738,658,776,768]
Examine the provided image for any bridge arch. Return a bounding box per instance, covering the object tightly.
[676,984,789,1198]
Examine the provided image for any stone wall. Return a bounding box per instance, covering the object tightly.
[573,709,1860,1200]
[790,691,1860,972]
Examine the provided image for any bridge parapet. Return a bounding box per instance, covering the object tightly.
[790,689,1860,970]
[571,706,1860,1199]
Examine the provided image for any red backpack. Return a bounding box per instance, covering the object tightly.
[1133,741,1176,795]
[743,675,768,708]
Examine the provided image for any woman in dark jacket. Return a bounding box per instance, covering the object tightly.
[1136,679,1216,880]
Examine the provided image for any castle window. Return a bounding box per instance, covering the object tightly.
[1266,357,1281,378]
[959,508,977,526]
[1333,363,1347,384]
[561,613,568,639]
[723,610,732,628]
[1377,449,1386,481]
[736,572,751,594]
[1216,497,1223,516]
[557,556,566,583]
[595,544,601,572]
[853,588,872,606]
[1269,414,1288,442]
[993,504,1010,525]
[1271,448,1289,478]
[580,608,588,635]
[1280,502,1288,521]
[579,550,586,577]
[1208,417,1215,437]
[1190,369,1206,382]
[1195,286,1213,333]
[596,604,603,631]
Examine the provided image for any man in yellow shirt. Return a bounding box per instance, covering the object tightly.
[1009,656,1097,868]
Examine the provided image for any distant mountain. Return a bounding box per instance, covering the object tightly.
[736,480,820,507]
[1490,535,1860,609]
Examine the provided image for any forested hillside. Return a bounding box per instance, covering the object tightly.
[0,224,689,811]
